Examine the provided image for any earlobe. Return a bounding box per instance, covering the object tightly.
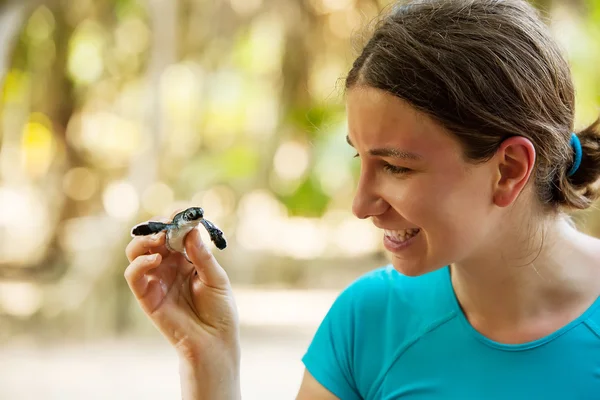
[492,136,536,208]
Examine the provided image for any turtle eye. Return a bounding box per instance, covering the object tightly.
[185,210,195,220]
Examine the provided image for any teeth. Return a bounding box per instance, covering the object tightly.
[384,228,420,242]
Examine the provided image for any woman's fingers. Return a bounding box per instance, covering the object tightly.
[124,253,163,297]
[125,231,170,262]
[185,228,230,290]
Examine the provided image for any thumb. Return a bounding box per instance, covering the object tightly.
[185,228,230,290]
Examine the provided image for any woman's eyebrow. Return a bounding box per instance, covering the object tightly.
[346,135,422,160]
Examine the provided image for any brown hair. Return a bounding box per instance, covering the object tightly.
[346,0,600,210]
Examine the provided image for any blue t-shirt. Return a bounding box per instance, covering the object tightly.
[302,265,600,399]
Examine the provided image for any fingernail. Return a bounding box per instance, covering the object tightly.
[148,253,159,262]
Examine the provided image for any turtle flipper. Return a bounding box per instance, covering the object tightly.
[199,219,227,250]
[212,232,227,250]
[131,221,170,236]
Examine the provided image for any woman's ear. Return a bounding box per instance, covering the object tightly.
[492,136,536,207]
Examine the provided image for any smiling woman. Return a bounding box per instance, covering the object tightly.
[299,0,600,398]
[123,1,600,399]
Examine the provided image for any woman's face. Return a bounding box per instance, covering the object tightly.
[347,86,502,276]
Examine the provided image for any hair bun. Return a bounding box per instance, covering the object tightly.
[556,118,600,209]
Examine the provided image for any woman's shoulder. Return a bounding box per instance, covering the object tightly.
[310,265,458,395]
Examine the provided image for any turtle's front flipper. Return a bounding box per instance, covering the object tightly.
[131,221,170,236]
[199,219,227,250]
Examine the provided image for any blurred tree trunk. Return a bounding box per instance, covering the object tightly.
[0,0,38,156]
[0,0,70,281]
[253,0,317,189]
[0,0,41,86]
[126,0,178,192]
[111,0,179,334]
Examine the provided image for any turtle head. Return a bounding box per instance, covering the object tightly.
[173,207,204,226]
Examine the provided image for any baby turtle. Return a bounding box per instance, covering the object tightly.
[131,207,226,263]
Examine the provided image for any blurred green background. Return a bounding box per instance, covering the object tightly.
[0,0,598,398]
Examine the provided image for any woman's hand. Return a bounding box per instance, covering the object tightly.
[124,211,241,399]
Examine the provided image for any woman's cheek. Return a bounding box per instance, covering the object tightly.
[383,183,416,211]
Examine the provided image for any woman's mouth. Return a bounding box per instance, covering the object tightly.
[384,228,420,243]
[383,228,421,251]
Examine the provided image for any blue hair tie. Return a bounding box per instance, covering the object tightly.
[567,132,582,177]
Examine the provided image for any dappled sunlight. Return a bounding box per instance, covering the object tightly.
[230,0,264,16]
[273,140,311,181]
[0,185,51,264]
[103,180,139,220]
[0,282,42,317]
[21,118,56,178]
[235,189,379,258]
[0,0,599,398]
[141,181,174,216]
[63,167,99,201]
[68,20,106,85]
[66,110,143,168]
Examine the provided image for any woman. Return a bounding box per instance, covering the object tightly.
[124,0,600,398]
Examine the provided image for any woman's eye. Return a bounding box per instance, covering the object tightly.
[383,162,411,175]
[353,153,359,158]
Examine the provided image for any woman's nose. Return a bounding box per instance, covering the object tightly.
[352,173,388,219]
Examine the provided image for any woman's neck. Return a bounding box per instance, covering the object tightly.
[450,215,600,343]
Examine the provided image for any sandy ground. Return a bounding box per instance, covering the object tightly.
[0,331,312,399]
[0,288,340,399]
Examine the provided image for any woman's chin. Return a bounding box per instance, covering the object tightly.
[390,256,439,277]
